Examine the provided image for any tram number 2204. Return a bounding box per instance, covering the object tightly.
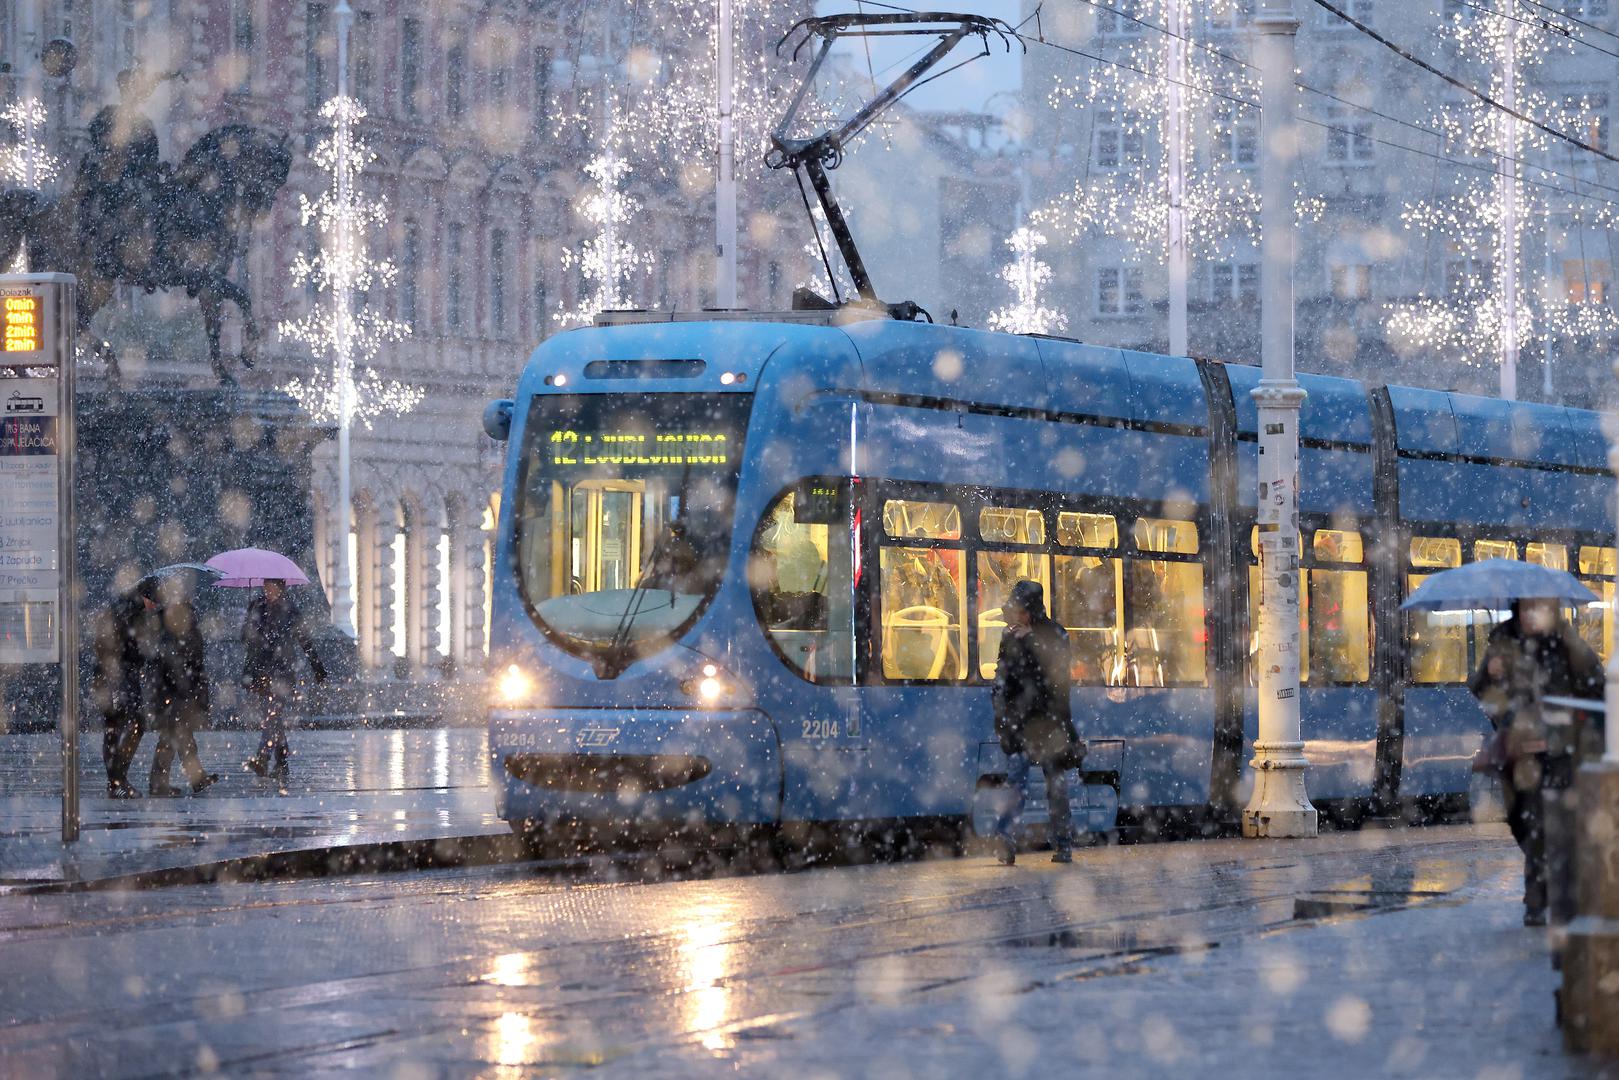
[801,718,841,740]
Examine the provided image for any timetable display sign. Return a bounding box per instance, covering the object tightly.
[3,294,43,353]
[0,274,78,842]
[0,378,61,661]
[0,284,54,363]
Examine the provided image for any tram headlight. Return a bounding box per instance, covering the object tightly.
[685,663,729,706]
[496,664,537,707]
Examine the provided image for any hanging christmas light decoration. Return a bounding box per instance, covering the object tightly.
[1033,5,1263,265]
[987,226,1067,335]
[278,94,421,429]
[554,129,657,328]
[0,97,62,189]
[1384,2,1614,386]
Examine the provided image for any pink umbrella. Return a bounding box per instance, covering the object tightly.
[205,547,311,588]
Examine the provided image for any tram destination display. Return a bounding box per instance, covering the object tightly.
[532,392,751,475]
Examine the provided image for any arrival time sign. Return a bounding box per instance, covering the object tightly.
[0,274,79,842]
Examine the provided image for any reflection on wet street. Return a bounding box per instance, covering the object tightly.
[0,824,1567,1078]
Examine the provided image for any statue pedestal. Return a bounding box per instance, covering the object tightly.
[2,383,356,732]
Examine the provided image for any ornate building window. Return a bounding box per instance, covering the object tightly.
[446,223,464,330]
[490,228,507,335]
[400,17,421,117]
[447,30,467,120]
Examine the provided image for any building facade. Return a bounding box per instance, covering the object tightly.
[5,0,855,697]
[1015,0,1619,407]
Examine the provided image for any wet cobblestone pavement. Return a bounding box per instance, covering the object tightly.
[1,823,1599,1078]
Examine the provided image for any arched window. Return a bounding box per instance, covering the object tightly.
[390,504,408,660]
[436,507,453,658]
[482,493,499,657]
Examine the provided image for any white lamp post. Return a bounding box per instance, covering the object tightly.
[1243,0,1316,839]
[715,0,738,308]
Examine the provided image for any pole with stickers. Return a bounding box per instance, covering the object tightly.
[0,273,78,841]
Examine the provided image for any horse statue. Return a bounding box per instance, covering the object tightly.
[0,67,290,384]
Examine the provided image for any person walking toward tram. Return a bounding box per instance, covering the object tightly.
[240,579,327,791]
[1470,597,1602,926]
[991,580,1083,865]
[92,588,157,798]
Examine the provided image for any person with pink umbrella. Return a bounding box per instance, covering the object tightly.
[206,549,328,791]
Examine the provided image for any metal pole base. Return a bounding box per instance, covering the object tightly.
[1242,740,1319,838]
[1562,762,1619,1052]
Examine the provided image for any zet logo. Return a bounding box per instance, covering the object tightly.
[576,726,620,748]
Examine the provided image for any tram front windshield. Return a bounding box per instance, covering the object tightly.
[515,392,751,661]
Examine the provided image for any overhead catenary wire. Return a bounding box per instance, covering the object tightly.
[1515,0,1619,46]
[844,0,1619,214]
[1444,0,1619,63]
[1017,3,1619,208]
[1306,0,1619,167]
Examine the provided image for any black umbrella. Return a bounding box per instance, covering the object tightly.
[129,563,224,604]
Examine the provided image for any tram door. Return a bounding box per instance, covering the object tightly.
[563,481,645,593]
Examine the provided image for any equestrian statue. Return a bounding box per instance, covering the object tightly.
[0,63,291,384]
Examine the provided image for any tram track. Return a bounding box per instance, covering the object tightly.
[1,830,1508,1068]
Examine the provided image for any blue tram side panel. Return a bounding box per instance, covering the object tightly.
[484,311,1616,849]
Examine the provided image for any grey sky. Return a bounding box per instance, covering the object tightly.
[817,0,1025,115]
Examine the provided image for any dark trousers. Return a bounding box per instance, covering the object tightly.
[103,709,142,785]
[994,751,1073,853]
[151,721,206,791]
[1504,763,1547,918]
[253,690,291,769]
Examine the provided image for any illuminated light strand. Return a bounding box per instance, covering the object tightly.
[551,0,847,186]
[277,95,422,429]
[0,98,62,190]
[987,227,1067,335]
[554,125,657,328]
[1034,3,1265,267]
[1384,3,1616,373]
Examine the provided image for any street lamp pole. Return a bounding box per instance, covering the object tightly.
[1497,22,1520,401]
[715,0,739,308]
[330,0,358,639]
[1244,0,1316,839]
[1165,0,1188,357]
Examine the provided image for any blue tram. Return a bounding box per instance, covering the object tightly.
[482,309,1615,850]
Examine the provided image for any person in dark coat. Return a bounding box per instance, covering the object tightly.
[990,580,1083,865]
[241,579,327,789]
[1470,597,1603,926]
[91,591,155,798]
[147,596,218,797]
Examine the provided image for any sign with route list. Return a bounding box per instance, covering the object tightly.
[0,377,60,661]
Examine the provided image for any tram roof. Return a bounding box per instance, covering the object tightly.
[551,312,1606,473]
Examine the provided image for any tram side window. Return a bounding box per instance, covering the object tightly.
[1578,546,1617,662]
[880,498,967,681]
[1471,539,1522,658]
[1408,536,1465,683]
[1310,529,1370,684]
[1052,513,1124,685]
[749,486,853,683]
[1127,518,1206,687]
[977,504,1050,679]
[1527,543,1568,571]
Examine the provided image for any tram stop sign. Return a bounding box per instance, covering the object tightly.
[0,273,80,841]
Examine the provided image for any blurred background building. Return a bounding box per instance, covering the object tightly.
[5,0,1612,700]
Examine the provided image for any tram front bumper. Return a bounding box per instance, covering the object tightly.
[490,708,781,831]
